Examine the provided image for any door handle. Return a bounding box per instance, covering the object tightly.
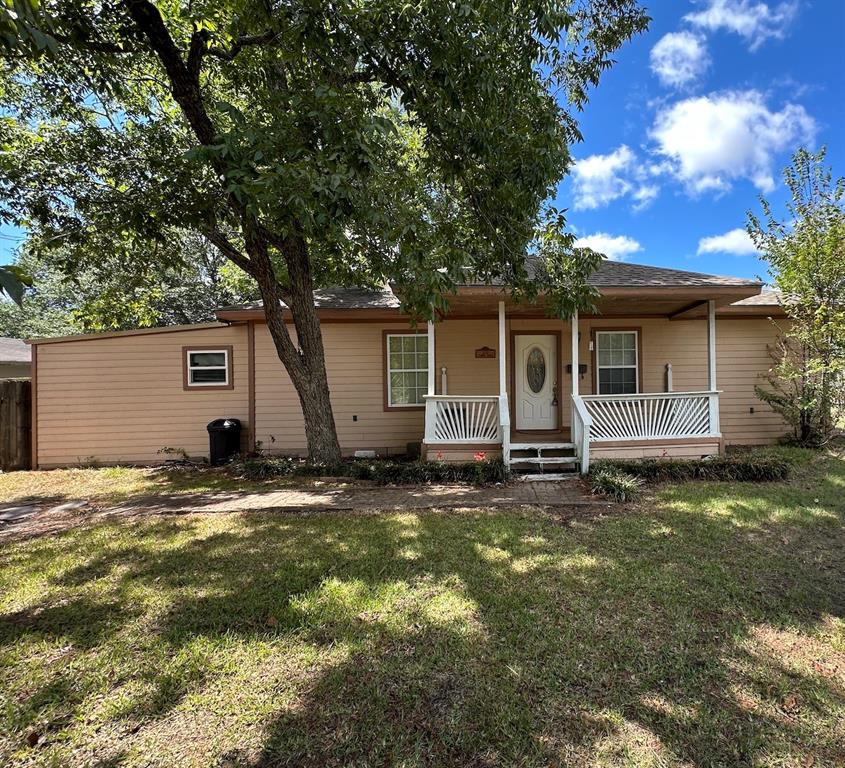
[552,383,559,407]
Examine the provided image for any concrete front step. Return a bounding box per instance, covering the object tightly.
[510,455,579,465]
[510,442,575,452]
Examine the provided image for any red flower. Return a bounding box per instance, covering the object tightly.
[474,451,487,462]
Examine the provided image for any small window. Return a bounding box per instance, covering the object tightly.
[596,331,639,395]
[186,348,230,387]
[386,334,428,407]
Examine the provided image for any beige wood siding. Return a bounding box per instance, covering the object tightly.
[254,322,425,456]
[716,318,787,445]
[32,314,788,467]
[35,325,248,467]
[435,319,499,395]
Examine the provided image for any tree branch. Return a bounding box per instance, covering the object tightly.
[187,28,209,83]
[122,0,215,144]
[206,29,279,61]
[203,229,253,274]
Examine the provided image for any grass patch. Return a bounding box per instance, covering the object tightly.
[0,465,296,506]
[1,447,843,766]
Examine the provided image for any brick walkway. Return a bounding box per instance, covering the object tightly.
[1,478,607,542]
[109,478,599,515]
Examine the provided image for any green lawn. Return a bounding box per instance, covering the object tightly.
[0,465,307,506]
[1,447,843,767]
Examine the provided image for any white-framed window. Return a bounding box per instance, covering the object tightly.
[386,333,428,407]
[596,331,639,395]
[186,348,230,387]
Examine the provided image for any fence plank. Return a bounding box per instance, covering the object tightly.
[0,379,32,471]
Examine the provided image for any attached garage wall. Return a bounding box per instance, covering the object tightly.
[34,325,248,467]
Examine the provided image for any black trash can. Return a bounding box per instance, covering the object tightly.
[207,418,242,465]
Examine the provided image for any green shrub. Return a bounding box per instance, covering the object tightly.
[590,468,644,502]
[590,455,791,484]
[230,456,509,485]
[233,456,298,479]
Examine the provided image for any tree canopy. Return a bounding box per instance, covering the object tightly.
[0,234,258,338]
[748,147,845,445]
[0,0,649,460]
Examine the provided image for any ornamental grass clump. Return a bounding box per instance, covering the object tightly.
[590,467,644,502]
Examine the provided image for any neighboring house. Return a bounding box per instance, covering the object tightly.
[26,262,787,473]
[0,337,32,379]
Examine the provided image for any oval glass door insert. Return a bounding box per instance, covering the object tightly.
[526,347,546,393]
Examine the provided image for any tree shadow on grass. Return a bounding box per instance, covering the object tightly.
[1,464,844,766]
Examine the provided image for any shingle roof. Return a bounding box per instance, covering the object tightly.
[0,337,31,363]
[216,261,763,315]
[727,290,783,306]
[216,285,401,313]
[585,260,762,288]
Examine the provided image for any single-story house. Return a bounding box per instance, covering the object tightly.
[0,336,32,379]
[26,261,787,473]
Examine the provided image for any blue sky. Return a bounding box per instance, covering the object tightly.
[2,0,843,283]
[563,0,845,281]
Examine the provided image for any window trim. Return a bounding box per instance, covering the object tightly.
[183,345,234,391]
[592,329,642,395]
[382,331,428,411]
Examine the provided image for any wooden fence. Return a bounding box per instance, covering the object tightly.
[0,379,31,471]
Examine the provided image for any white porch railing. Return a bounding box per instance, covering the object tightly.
[581,391,721,442]
[424,395,502,444]
[571,394,593,474]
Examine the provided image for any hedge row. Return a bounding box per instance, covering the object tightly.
[231,456,510,485]
[590,455,790,484]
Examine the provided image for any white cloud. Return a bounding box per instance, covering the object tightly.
[571,145,659,210]
[572,146,635,209]
[650,31,710,88]
[697,228,759,255]
[633,184,660,208]
[685,0,798,51]
[650,90,815,194]
[574,233,643,262]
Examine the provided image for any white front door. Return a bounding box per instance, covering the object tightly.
[514,334,558,430]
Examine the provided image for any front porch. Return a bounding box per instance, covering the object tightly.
[420,298,724,475]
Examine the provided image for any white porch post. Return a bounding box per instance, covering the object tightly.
[424,320,437,447]
[707,299,720,436]
[427,320,436,396]
[497,300,510,464]
[707,300,717,391]
[571,309,579,396]
[498,301,507,397]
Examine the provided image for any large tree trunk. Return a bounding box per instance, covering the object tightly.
[124,0,343,463]
[250,236,342,465]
